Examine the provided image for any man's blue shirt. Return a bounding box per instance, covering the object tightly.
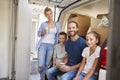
[65,37,87,66]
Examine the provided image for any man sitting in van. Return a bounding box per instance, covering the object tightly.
[46,21,87,80]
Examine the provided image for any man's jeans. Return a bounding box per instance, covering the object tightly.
[38,43,54,78]
[46,66,78,80]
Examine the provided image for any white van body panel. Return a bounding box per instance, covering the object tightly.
[99,69,106,80]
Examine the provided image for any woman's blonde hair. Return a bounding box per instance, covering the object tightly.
[44,7,52,15]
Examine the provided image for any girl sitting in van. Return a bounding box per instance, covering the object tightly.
[73,31,101,80]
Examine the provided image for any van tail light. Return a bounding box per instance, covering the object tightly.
[100,46,107,69]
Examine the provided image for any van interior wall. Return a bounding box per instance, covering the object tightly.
[90,17,101,28]
[59,0,108,33]
[90,14,109,46]
[70,0,108,18]
[59,12,71,32]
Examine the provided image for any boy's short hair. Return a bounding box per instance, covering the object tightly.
[59,32,67,39]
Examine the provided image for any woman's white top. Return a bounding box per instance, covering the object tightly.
[42,27,57,44]
[82,46,101,73]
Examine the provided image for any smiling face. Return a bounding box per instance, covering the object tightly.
[67,22,79,37]
[45,10,53,21]
[86,33,98,48]
[58,35,66,44]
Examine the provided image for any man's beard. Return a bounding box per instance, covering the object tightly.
[69,31,78,37]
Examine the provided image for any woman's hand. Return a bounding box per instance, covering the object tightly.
[41,29,47,36]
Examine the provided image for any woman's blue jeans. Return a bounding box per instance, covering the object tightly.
[38,43,54,78]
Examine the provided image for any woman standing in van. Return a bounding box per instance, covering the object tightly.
[36,7,61,80]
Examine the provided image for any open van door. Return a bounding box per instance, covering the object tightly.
[107,0,120,80]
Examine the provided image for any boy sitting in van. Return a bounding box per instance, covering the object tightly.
[53,32,67,66]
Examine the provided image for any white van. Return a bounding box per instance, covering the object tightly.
[0,0,119,80]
